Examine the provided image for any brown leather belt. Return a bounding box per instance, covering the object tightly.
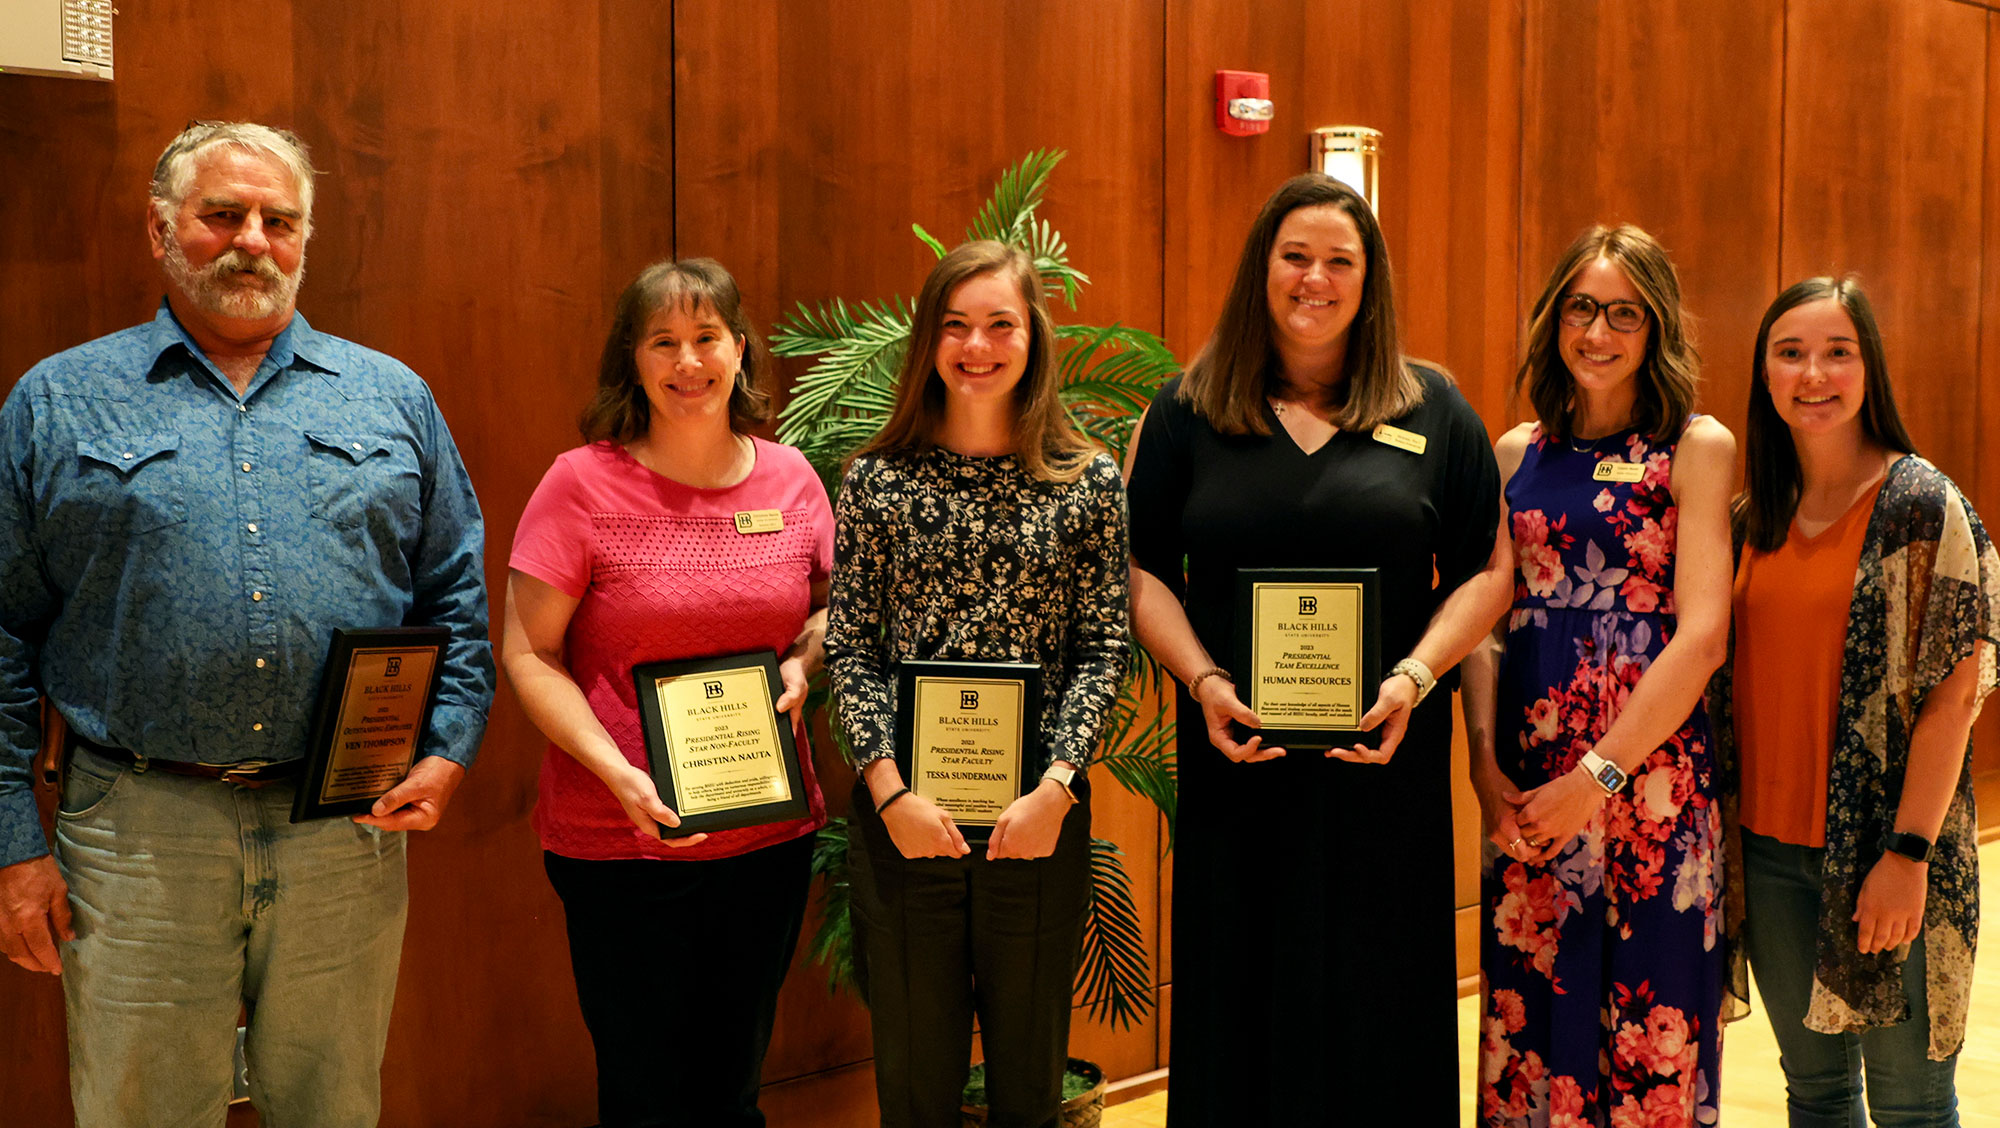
[66,731,303,789]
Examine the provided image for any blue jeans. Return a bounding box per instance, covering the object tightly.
[54,745,408,1128]
[1741,829,1959,1127]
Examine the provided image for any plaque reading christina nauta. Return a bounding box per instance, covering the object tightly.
[292,626,449,822]
[1233,568,1382,749]
[631,651,809,836]
[894,660,1041,832]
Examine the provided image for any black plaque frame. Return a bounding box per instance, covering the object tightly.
[893,660,1042,840]
[292,626,449,822]
[1232,568,1383,750]
[631,650,809,837]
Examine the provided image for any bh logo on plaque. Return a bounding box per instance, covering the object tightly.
[960,690,980,709]
[704,679,725,699]
[1298,596,1318,616]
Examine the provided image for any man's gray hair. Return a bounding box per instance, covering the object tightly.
[149,121,317,232]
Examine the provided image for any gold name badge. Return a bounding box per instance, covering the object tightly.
[1371,424,1427,455]
[1592,460,1646,483]
[733,509,784,534]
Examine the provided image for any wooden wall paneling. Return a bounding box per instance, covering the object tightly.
[1779,0,1986,497]
[601,0,680,309]
[1979,12,2000,779]
[673,0,1171,1105]
[290,4,631,1124]
[1521,0,1785,446]
[0,3,301,1121]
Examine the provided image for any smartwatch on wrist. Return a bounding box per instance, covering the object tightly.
[1578,749,1629,795]
[1881,830,1934,864]
[1041,761,1079,805]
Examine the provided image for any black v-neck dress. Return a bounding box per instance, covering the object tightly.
[1127,368,1500,1125]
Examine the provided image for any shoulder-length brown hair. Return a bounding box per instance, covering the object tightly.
[1180,173,1423,435]
[1516,224,1698,445]
[1735,276,1917,552]
[579,258,773,443]
[852,240,1095,482]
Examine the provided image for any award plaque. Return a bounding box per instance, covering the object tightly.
[893,660,1041,838]
[1233,568,1382,750]
[292,626,449,822]
[631,650,809,836]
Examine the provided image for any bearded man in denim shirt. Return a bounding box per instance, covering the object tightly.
[0,121,495,1127]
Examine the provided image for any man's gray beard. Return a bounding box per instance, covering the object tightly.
[161,239,305,321]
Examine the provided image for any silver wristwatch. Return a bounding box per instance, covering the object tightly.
[1578,749,1629,795]
[1041,761,1079,804]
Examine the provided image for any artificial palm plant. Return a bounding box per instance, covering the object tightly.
[779,150,1177,1029]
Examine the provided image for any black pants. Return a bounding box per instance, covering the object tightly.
[848,780,1091,1128]
[543,834,815,1128]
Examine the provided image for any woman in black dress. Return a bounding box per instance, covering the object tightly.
[1125,173,1511,1123]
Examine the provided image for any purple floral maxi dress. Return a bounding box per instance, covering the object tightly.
[1479,426,1726,1127]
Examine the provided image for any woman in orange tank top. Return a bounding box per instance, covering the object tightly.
[1714,277,2000,1126]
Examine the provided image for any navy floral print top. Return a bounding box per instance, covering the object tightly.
[826,447,1129,774]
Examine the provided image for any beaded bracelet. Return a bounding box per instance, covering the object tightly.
[1186,666,1231,697]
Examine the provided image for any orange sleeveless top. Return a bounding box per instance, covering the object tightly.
[1731,480,1882,847]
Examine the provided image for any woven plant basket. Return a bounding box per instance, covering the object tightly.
[960,1058,1106,1128]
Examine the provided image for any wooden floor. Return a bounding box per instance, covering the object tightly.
[1105,841,2000,1127]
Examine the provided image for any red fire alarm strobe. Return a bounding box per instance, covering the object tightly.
[1215,70,1272,136]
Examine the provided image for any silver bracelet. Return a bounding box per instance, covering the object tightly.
[1388,657,1436,704]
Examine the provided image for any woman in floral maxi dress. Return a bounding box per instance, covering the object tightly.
[1466,225,1735,1127]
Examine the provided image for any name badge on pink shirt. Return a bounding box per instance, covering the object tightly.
[733,509,784,534]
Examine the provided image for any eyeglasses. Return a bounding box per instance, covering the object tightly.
[1558,293,1649,334]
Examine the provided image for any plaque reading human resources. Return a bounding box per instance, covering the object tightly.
[1234,568,1381,748]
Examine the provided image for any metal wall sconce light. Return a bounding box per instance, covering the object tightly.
[1310,126,1381,216]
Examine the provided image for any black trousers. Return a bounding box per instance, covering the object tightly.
[848,780,1091,1128]
[543,833,815,1128]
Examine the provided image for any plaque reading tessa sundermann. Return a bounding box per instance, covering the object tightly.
[292,626,449,822]
[1233,568,1382,750]
[894,660,1041,835]
[631,651,808,836]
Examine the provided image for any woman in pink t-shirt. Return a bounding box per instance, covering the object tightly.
[502,259,832,1128]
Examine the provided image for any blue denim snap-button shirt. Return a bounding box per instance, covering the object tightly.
[0,302,495,866]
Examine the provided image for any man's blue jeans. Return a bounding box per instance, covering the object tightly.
[54,744,408,1128]
[1742,829,1959,1127]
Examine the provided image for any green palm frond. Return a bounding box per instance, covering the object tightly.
[807,819,858,996]
[912,222,949,260]
[967,148,1065,247]
[1027,217,1087,309]
[1095,691,1177,846]
[1075,837,1154,1029]
[772,296,913,470]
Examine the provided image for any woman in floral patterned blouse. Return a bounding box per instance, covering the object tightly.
[1714,277,1999,1125]
[1466,225,1736,1127]
[825,240,1129,1128]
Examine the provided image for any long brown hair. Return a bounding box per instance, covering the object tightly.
[1735,276,1916,551]
[1180,173,1423,435]
[580,258,773,443]
[853,240,1095,482]
[1515,224,1698,444]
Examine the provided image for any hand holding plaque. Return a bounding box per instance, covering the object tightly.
[631,651,809,837]
[893,661,1041,842]
[293,627,449,822]
[1232,569,1382,752]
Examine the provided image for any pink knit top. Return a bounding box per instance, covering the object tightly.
[510,439,831,861]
